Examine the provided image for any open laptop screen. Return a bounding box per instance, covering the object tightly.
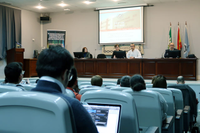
[83,103,121,133]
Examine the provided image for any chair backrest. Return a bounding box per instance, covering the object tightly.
[65,89,76,98]
[79,86,105,95]
[168,88,184,111]
[97,54,106,58]
[146,84,153,88]
[147,88,175,117]
[81,90,140,133]
[0,85,23,93]
[0,91,75,133]
[22,84,36,91]
[102,82,116,87]
[79,82,91,86]
[90,54,93,58]
[110,86,132,91]
[123,89,163,133]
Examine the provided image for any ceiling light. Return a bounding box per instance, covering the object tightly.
[64,8,70,11]
[36,5,44,9]
[83,1,92,4]
[58,2,67,7]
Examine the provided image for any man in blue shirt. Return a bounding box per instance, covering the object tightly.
[32,45,98,133]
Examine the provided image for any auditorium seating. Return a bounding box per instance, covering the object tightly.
[22,84,36,91]
[81,90,158,133]
[79,86,106,95]
[65,89,75,98]
[146,84,153,88]
[110,86,132,91]
[123,89,174,133]
[0,85,24,93]
[0,91,76,133]
[97,54,106,58]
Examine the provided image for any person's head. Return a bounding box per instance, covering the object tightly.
[114,44,120,51]
[152,75,158,84]
[4,62,23,84]
[177,76,185,84]
[36,45,74,88]
[130,74,146,91]
[153,75,167,88]
[120,75,131,87]
[169,43,175,50]
[130,43,135,51]
[67,66,78,88]
[91,75,103,87]
[82,47,88,53]
[117,78,121,85]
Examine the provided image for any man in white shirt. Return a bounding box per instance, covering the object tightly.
[126,44,142,59]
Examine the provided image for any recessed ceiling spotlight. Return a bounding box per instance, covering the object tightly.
[58,2,67,7]
[36,4,45,9]
[64,8,70,11]
[83,0,96,4]
[113,0,118,1]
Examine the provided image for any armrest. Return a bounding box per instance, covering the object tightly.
[162,116,174,131]
[176,109,183,119]
[184,106,190,113]
[145,126,159,133]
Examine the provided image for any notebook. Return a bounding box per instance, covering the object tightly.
[83,103,121,133]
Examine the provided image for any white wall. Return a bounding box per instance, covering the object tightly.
[42,1,200,78]
[21,10,41,58]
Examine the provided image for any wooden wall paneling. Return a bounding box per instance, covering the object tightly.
[142,59,156,79]
[129,59,142,76]
[96,60,108,76]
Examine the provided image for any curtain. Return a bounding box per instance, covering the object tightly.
[0,5,21,59]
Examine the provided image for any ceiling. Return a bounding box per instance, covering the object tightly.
[0,0,196,13]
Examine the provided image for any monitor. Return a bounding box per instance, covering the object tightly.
[113,51,126,58]
[73,52,84,58]
[166,50,181,58]
[83,103,121,133]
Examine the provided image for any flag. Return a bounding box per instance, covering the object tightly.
[184,25,190,58]
[168,26,172,48]
[177,26,182,50]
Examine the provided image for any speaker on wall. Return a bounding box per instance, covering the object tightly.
[40,16,50,21]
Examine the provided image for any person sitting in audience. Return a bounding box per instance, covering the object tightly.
[111,44,121,58]
[130,74,168,121]
[82,47,91,58]
[91,75,103,87]
[67,66,82,101]
[168,76,198,118]
[127,44,142,59]
[2,62,25,91]
[120,75,131,87]
[31,45,98,133]
[117,78,121,85]
[152,75,167,88]
[152,75,158,84]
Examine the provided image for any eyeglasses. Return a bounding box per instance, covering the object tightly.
[21,71,25,75]
[67,69,73,81]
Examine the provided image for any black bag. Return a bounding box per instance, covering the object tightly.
[187,54,196,58]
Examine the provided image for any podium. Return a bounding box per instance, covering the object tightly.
[6,48,25,64]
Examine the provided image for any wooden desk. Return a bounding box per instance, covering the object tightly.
[24,58,37,77]
[74,58,197,80]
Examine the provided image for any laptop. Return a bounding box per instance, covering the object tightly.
[73,52,84,58]
[83,103,121,133]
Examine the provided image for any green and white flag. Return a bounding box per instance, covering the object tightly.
[168,25,172,48]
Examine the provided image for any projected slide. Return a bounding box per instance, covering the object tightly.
[99,7,143,44]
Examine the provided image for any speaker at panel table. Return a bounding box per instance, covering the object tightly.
[74,47,92,59]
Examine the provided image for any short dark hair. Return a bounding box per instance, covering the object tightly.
[4,62,23,83]
[120,76,131,87]
[177,76,184,83]
[117,78,121,85]
[36,45,74,78]
[114,44,119,48]
[67,66,77,87]
[130,74,146,91]
[91,75,103,86]
[153,75,167,88]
